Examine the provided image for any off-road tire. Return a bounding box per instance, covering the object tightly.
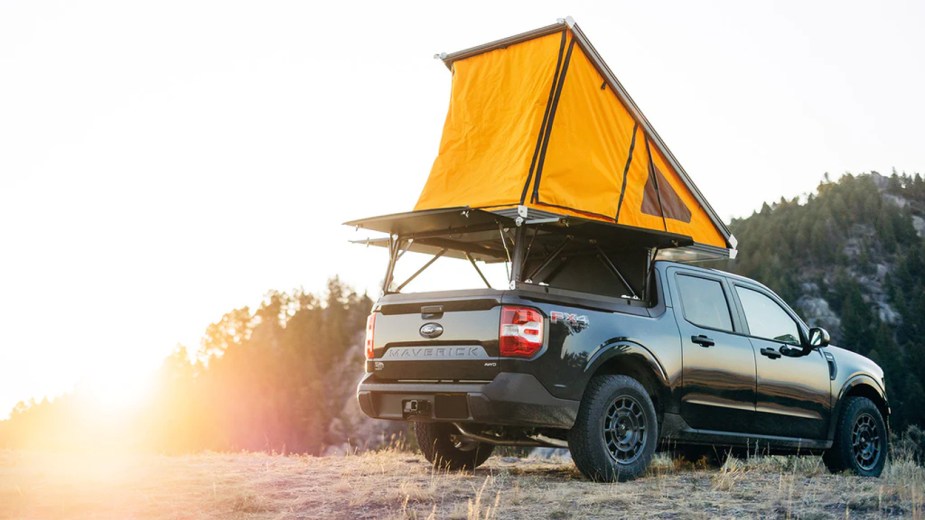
[414,422,494,471]
[568,375,658,482]
[823,396,887,477]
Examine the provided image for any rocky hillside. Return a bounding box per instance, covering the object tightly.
[726,171,925,429]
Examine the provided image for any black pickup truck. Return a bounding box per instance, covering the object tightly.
[351,208,889,481]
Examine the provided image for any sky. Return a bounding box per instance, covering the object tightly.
[1,1,923,418]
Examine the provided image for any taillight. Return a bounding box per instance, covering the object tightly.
[365,313,376,359]
[499,306,544,358]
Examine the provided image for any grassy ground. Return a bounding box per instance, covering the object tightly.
[1,448,922,519]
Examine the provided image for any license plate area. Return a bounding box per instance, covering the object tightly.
[434,393,469,419]
[399,394,470,420]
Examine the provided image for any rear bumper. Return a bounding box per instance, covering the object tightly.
[357,372,579,429]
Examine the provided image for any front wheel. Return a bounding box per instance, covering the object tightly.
[568,375,658,482]
[414,422,494,471]
[823,396,887,477]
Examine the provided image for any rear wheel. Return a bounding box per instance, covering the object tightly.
[414,422,494,471]
[823,396,887,477]
[568,375,658,482]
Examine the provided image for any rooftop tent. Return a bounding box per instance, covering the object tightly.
[415,17,736,259]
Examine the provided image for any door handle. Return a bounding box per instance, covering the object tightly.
[691,335,715,347]
[760,347,782,359]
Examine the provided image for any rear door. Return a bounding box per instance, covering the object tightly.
[731,283,831,439]
[669,268,757,433]
[370,291,503,382]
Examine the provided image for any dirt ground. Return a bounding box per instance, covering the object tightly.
[1,449,922,519]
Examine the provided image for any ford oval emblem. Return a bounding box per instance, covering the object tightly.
[419,322,444,339]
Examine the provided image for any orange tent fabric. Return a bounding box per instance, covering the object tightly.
[415,22,732,252]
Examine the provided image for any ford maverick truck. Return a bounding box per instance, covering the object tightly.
[351,208,889,481]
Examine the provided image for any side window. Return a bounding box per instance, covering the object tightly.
[735,286,801,345]
[676,274,734,332]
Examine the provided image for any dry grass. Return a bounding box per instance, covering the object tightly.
[0,448,922,519]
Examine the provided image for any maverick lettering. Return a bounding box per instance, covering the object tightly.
[381,346,485,360]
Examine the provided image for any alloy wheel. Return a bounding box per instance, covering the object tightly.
[851,412,882,471]
[603,395,647,464]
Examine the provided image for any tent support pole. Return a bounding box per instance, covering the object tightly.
[510,224,527,285]
[526,237,571,282]
[595,245,638,299]
[643,247,658,303]
[383,235,401,294]
[395,249,447,292]
[465,253,492,289]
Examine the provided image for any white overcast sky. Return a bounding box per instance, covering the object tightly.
[1,1,923,416]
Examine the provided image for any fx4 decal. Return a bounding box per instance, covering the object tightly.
[550,310,590,332]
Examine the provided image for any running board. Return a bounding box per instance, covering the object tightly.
[660,413,832,450]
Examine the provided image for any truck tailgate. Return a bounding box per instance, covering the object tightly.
[369,291,503,381]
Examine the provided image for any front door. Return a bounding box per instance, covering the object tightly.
[671,270,757,433]
[732,284,831,440]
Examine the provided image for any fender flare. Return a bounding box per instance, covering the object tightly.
[582,338,671,393]
[827,374,890,441]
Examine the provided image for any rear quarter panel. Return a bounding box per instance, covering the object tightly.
[503,272,683,407]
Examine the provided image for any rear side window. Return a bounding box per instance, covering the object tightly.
[676,274,733,332]
[735,286,801,345]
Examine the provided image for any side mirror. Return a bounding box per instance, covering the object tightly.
[808,327,830,348]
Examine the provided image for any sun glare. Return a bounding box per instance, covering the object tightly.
[82,364,156,414]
